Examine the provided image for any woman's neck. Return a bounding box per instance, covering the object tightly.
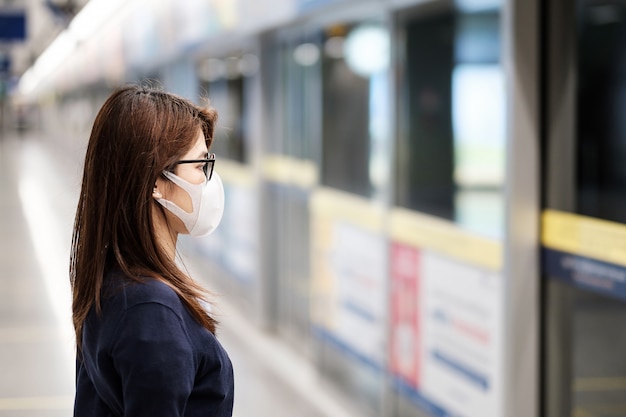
[152,206,178,261]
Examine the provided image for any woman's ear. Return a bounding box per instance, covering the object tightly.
[152,184,162,199]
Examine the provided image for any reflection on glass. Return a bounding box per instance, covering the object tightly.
[455,0,502,13]
[293,43,320,67]
[238,54,260,77]
[206,78,245,162]
[344,24,390,77]
[455,12,501,62]
[454,189,504,238]
[570,289,626,416]
[396,5,505,238]
[279,38,317,159]
[316,19,391,417]
[198,54,253,163]
[576,1,626,223]
[324,36,345,59]
[369,71,391,199]
[321,22,390,199]
[452,64,505,188]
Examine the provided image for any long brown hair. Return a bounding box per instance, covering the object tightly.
[70,84,218,350]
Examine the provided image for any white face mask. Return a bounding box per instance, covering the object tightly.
[156,171,225,237]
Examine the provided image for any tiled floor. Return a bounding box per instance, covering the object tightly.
[0,132,352,417]
[0,134,75,417]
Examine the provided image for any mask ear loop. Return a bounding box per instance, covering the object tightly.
[152,167,178,200]
[153,171,169,199]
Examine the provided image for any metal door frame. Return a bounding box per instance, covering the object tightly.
[502,0,541,416]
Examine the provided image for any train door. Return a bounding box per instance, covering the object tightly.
[259,27,321,353]
[390,1,508,417]
[543,1,626,416]
[388,0,539,416]
[263,2,394,414]
[307,5,392,416]
[194,45,263,320]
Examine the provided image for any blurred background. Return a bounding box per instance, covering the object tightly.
[1,0,626,416]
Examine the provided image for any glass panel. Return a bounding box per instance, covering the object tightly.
[206,77,245,162]
[392,3,505,417]
[570,287,626,416]
[396,2,505,238]
[310,16,391,416]
[260,30,319,354]
[198,53,257,163]
[261,37,283,156]
[277,35,319,159]
[279,189,311,344]
[576,1,626,223]
[543,3,626,416]
[321,21,390,198]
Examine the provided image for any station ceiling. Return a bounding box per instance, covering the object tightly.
[0,0,88,78]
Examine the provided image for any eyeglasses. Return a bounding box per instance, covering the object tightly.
[174,152,216,181]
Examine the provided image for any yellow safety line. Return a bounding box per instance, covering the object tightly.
[584,403,626,415]
[572,407,595,417]
[574,377,626,391]
[263,154,318,188]
[0,395,74,410]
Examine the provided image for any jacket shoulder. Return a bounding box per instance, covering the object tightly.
[122,278,184,311]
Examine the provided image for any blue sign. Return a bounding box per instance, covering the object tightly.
[543,247,626,302]
[0,11,26,41]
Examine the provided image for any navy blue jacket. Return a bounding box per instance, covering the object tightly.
[74,272,234,416]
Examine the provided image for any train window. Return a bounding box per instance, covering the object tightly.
[198,54,257,163]
[320,22,390,198]
[267,21,390,198]
[266,34,320,160]
[395,4,506,238]
[576,1,626,223]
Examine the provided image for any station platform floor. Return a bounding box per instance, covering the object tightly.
[0,131,356,417]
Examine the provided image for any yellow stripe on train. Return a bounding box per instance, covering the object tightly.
[310,187,502,271]
[390,207,502,271]
[542,209,626,268]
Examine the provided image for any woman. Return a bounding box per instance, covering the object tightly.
[71,85,234,417]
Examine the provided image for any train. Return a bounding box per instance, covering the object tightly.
[12,0,626,416]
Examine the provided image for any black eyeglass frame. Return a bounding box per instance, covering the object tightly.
[173,152,216,181]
